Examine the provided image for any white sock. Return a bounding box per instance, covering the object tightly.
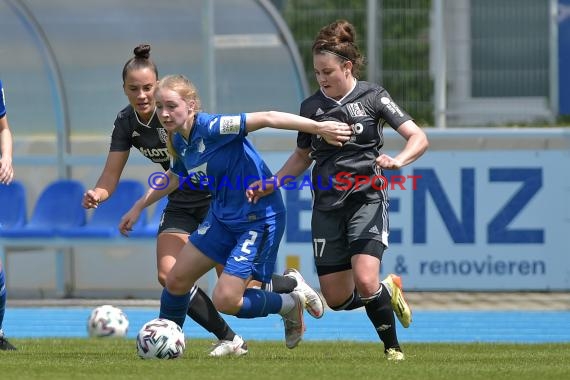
[380,281,392,297]
[278,293,296,315]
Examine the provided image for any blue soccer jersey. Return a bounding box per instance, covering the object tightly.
[169,112,286,281]
[170,112,285,223]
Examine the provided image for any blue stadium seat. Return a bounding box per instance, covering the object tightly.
[129,195,168,238]
[0,179,86,238]
[0,181,27,233]
[61,179,147,238]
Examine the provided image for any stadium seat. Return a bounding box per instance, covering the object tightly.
[60,179,147,238]
[129,195,168,238]
[0,181,27,233]
[0,179,86,237]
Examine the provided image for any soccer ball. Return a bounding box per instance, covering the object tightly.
[136,318,185,359]
[87,305,129,338]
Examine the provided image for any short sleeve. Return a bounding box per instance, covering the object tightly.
[374,88,412,130]
[109,119,132,152]
[297,131,311,149]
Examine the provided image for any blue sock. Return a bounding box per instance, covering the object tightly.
[0,268,6,331]
[159,287,192,327]
[235,288,283,318]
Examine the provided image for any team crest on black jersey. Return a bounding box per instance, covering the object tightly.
[346,102,367,117]
[157,127,167,144]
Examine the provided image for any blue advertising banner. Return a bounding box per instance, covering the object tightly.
[263,150,570,291]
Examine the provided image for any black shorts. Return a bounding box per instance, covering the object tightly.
[311,201,389,274]
[157,203,209,235]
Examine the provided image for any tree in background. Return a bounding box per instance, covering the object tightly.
[274,0,433,125]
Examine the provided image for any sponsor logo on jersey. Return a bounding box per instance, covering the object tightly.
[346,102,367,117]
[138,147,169,159]
[380,97,404,117]
[181,162,209,188]
[315,107,324,116]
[157,127,167,143]
[208,117,218,130]
[233,256,248,262]
[219,116,241,134]
[132,130,140,138]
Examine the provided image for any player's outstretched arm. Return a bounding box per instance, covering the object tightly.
[244,111,352,146]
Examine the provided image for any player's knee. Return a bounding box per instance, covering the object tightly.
[157,272,167,288]
[212,288,241,315]
[165,273,189,294]
[354,280,380,299]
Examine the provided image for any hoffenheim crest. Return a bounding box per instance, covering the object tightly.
[157,127,168,144]
[197,138,205,153]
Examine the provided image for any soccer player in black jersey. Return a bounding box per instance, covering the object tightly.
[247,20,428,361]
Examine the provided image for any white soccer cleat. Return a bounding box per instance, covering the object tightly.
[282,291,306,349]
[208,334,248,357]
[385,348,405,361]
[284,268,325,319]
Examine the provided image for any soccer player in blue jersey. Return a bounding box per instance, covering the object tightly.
[247,20,429,361]
[0,79,16,350]
[120,74,351,352]
[82,45,251,357]
[107,46,324,356]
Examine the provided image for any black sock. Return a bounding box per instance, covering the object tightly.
[261,274,296,293]
[186,286,235,341]
[330,288,364,311]
[362,285,401,352]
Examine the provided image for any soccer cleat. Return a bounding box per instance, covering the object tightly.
[208,334,248,357]
[284,268,325,319]
[0,330,16,351]
[282,291,306,349]
[385,348,405,361]
[383,274,412,328]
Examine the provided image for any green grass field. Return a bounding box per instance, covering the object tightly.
[2,339,569,380]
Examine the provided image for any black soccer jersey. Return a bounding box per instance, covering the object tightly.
[297,81,412,210]
[110,105,211,209]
